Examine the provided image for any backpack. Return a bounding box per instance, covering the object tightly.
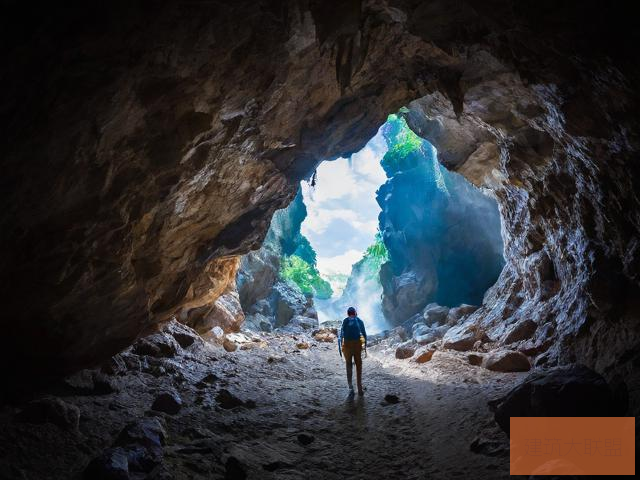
[341,316,365,343]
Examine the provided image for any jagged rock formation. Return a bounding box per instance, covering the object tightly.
[377,115,504,323]
[1,1,639,415]
[237,190,319,331]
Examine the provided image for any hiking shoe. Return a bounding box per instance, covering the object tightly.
[358,388,365,395]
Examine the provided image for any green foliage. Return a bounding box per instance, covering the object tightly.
[380,114,425,175]
[354,233,389,280]
[280,255,333,300]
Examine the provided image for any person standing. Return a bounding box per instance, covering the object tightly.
[339,306,367,395]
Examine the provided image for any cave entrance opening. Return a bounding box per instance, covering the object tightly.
[237,113,505,337]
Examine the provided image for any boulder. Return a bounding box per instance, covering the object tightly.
[116,417,167,450]
[502,319,537,344]
[297,433,315,446]
[395,343,416,359]
[184,290,245,334]
[111,418,167,474]
[222,337,238,352]
[270,281,311,327]
[19,397,80,431]
[383,394,400,404]
[151,391,183,415]
[286,315,318,331]
[132,333,179,358]
[211,326,225,340]
[244,312,272,332]
[84,447,130,480]
[489,365,625,436]
[423,304,450,326]
[415,325,450,345]
[216,389,250,409]
[483,350,531,372]
[413,347,436,363]
[63,369,118,395]
[442,322,488,351]
[296,342,310,350]
[468,353,484,366]
[312,328,337,342]
[446,304,480,325]
[162,321,202,349]
[411,322,429,337]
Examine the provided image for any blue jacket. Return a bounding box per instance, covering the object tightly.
[340,316,367,345]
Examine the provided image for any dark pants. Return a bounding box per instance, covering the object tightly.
[342,340,363,391]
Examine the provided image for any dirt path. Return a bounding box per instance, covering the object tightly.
[175,337,522,479]
[0,332,524,479]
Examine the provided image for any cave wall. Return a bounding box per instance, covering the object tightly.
[376,116,505,323]
[2,0,639,408]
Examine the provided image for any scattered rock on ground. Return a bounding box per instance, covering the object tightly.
[442,322,489,351]
[412,347,436,363]
[395,343,416,359]
[63,369,118,395]
[423,304,450,325]
[446,304,480,325]
[84,447,130,480]
[163,320,203,349]
[468,353,484,366]
[415,325,449,345]
[483,350,531,372]
[297,433,315,446]
[223,337,238,352]
[19,397,80,431]
[312,328,336,342]
[216,389,246,409]
[383,394,399,404]
[116,417,167,450]
[296,342,310,349]
[133,333,179,358]
[151,391,183,415]
[469,436,508,457]
[211,326,225,340]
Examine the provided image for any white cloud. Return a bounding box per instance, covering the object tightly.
[301,208,359,237]
[300,129,387,275]
[317,249,364,276]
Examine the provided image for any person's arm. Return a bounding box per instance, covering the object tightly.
[359,318,367,346]
[338,319,344,356]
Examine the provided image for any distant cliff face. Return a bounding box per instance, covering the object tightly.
[377,115,504,323]
[236,190,325,331]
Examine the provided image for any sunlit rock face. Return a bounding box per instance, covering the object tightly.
[377,116,504,323]
[236,191,321,331]
[1,0,639,410]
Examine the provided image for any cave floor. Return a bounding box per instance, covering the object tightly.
[0,332,525,480]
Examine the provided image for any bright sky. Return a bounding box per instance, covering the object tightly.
[300,128,387,278]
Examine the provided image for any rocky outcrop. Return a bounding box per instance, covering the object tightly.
[179,289,245,334]
[237,189,321,332]
[482,350,531,372]
[377,115,505,324]
[489,365,626,436]
[0,1,638,417]
[236,190,309,310]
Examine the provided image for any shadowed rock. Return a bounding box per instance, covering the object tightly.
[482,350,531,372]
[489,365,627,436]
[18,397,80,431]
